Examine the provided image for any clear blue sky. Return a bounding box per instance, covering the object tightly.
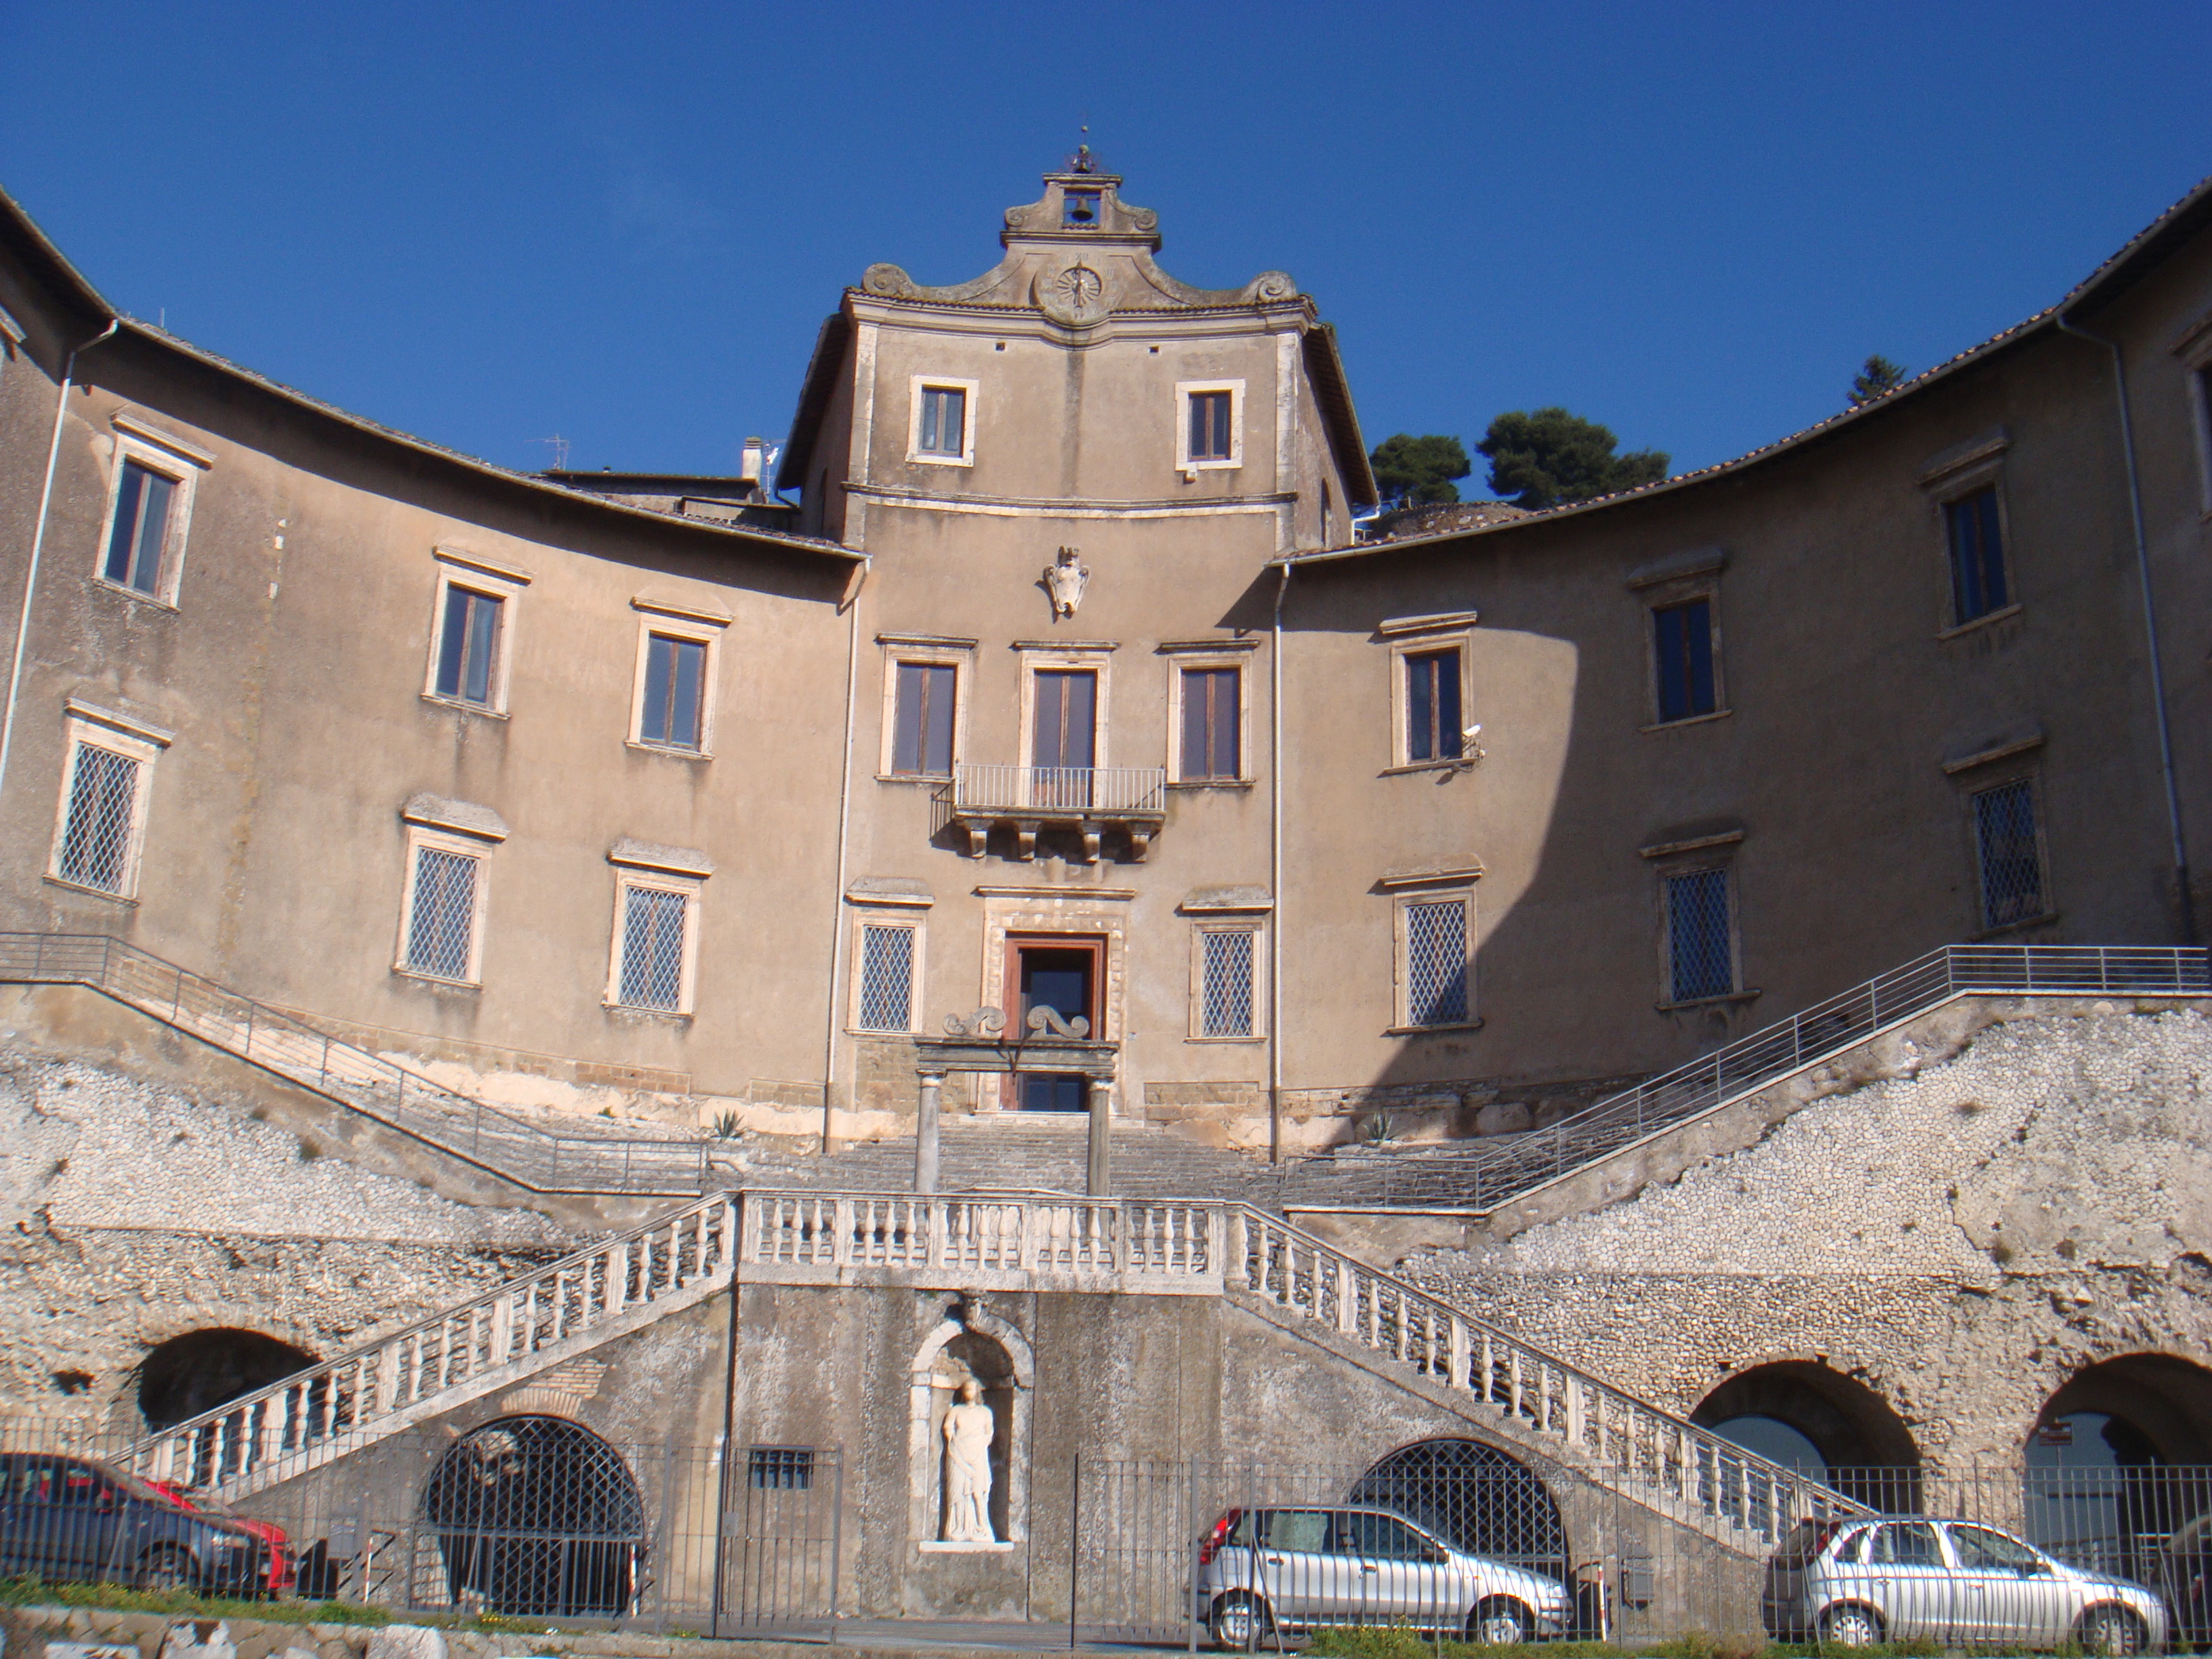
[2,1,2206,489]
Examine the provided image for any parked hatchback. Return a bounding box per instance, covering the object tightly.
[1195,1504,1570,1646]
[1763,1516,2168,1654]
[0,1454,278,1595]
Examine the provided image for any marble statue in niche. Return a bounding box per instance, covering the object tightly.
[940,1377,996,1542]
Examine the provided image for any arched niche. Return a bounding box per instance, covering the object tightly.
[2024,1353,2212,1555]
[1693,1359,1922,1513]
[907,1297,1031,1549]
[1349,1437,1567,1576]
[137,1328,319,1430]
[417,1415,644,1616]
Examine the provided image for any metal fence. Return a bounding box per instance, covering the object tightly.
[0,1419,836,1636]
[0,931,719,1197]
[6,1417,2205,1650]
[1283,944,2212,1210]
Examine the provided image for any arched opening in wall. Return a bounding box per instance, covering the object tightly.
[1692,1361,1921,1513]
[136,1329,319,1430]
[417,1416,645,1617]
[1348,1439,1567,1581]
[2025,1354,2212,1572]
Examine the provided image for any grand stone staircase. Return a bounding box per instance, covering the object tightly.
[743,1115,1278,1200]
[129,1185,1856,1558]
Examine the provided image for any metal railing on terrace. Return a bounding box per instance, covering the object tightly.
[936,763,1166,817]
[0,932,718,1197]
[1284,943,2211,1212]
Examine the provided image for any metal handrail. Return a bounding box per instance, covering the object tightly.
[0,932,716,1197]
[1284,943,2211,1210]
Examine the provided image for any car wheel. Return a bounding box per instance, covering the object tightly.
[1467,1597,1531,1645]
[132,1546,195,1593]
[2077,1605,2146,1657]
[1818,1604,1883,1647]
[1209,1591,1272,1650]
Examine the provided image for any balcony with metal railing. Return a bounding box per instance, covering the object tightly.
[933,763,1167,861]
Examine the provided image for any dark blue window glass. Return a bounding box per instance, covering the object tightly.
[640,634,707,749]
[1654,599,1717,722]
[1946,487,2008,623]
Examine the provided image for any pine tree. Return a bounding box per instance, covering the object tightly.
[1475,409,1669,512]
[1849,355,1908,407]
[1369,434,1473,508]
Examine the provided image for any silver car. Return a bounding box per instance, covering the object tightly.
[1763,1516,2169,1654]
[1194,1504,1570,1647]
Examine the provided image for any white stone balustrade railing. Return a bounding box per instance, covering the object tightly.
[128,1193,741,1496]
[740,1191,1223,1290]
[127,1189,1851,1546]
[1229,1209,1860,1542]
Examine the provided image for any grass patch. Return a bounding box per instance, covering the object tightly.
[0,1576,389,1626]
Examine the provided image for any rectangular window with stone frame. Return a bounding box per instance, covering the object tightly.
[1973,777,2049,930]
[1191,923,1261,1040]
[48,710,169,901]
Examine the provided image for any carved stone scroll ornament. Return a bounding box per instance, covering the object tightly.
[942,1007,1007,1039]
[1025,1005,1091,1040]
[1044,546,1089,619]
[861,263,919,299]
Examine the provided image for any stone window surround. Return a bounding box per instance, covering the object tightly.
[2171,311,2212,519]
[1378,611,1477,774]
[1629,550,1731,733]
[393,823,497,989]
[94,414,214,609]
[907,375,979,468]
[1641,830,1755,1012]
[603,840,712,1017]
[1950,756,2058,939]
[975,888,1130,1112]
[45,701,173,903]
[1160,638,1261,786]
[846,899,929,1037]
[1013,640,1116,773]
[422,547,532,718]
[1379,864,1482,1036]
[1187,918,1266,1042]
[1919,431,2018,639]
[876,632,977,782]
[1174,377,1245,476]
[626,596,729,760]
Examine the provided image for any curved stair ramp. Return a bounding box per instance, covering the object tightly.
[0,932,716,1196]
[1285,943,2210,1211]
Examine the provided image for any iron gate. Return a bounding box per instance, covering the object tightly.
[715,1443,842,1632]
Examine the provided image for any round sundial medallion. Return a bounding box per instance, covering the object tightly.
[1036,264,1107,327]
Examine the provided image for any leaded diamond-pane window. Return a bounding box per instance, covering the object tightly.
[1200,929,1256,1038]
[1404,899,1469,1027]
[1975,779,2045,928]
[55,744,140,893]
[619,886,689,1011]
[1666,869,1735,1002]
[857,924,915,1032]
[404,847,479,982]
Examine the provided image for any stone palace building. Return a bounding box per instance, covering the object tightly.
[0,158,2209,1634]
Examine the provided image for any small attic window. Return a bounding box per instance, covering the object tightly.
[1063,190,1101,228]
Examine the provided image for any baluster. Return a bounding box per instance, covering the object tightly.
[665,1218,682,1288]
[489,1294,514,1368]
[1480,1331,1495,1403]
[1448,1317,1470,1389]
[1335,1259,1356,1334]
[1395,1289,1410,1363]
[605,1241,629,1314]
[830,1197,852,1267]
[523,1284,539,1356]
[1364,1273,1380,1347]
[1510,1349,1524,1419]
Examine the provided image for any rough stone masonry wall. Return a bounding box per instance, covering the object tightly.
[0,1046,574,1429]
[1398,1006,2212,1469]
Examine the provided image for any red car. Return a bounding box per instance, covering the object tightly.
[147,1481,293,1596]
